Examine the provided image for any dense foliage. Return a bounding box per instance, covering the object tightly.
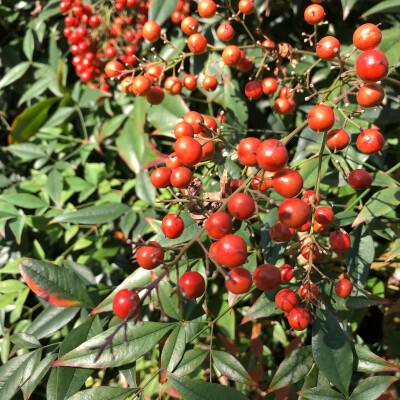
[0,0,399,399]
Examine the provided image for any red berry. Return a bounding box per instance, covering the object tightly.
[238,0,254,15]
[131,76,152,96]
[261,77,278,95]
[146,86,165,105]
[288,307,310,331]
[197,137,215,161]
[269,222,295,242]
[301,189,321,206]
[113,289,140,319]
[280,264,294,282]
[150,167,171,188]
[304,4,324,24]
[174,136,203,166]
[299,283,319,301]
[316,36,340,61]
[273,168,303,198]
[164,76,183,95]
[253,264,281,291]
[237,137,261,167]
[356,50,388,83]
[217,24,234,41]
[230,178,244,192]
[353,23,382,51]
[137,241,164,270]
[356,129,385,155]
[222,45,241,66]
[278,198,311,228]
[257,139,288,172]
[329,230,351,252]
[198,0,217,18]
[183,111,204,134]
[261,39,276,52]
[326,129,350,151]
[335,278,353,298]
[225,267,253,294]
[183,74,197,90]
[145,64,164,83]
[180,271,206,299]
[181,16,199,36]
[275,288,298,312]
[174,122,195,139]
[165,152,183,169]
[202,75,218,92]
[348,169,373,190]
[143,21,161,42]
[188,33,208,54]
[228,193,255,220]
[251,173,274,192]
[205,212,232,239]
[215,234,248,268]
[245,81,263,99]
[171,10,184,24]
[161,214,185,239]
[170,166,193,188]
[308,104,335,132]
[301,244,320,261]
[104,60,124,78]
[314,206,334,225]
[357,83,384,108]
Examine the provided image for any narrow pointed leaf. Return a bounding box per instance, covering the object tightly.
[350,376,398,400]
[11,332,41,349]
[269,346,313,391]
[174,349,208,377]
[67,387,138,400]
[385,238,400,262]
[362,0,400,17]
[161,324,186,372]
[0,62,30,90]
[53,322,176,368]
[167,373,249,400]
[354,344,400,373]
[298,387,346,400]
[1,193,46,209]
[19,259,93,308]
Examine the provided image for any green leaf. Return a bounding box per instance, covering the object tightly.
[350,376,398,400]
[299,387,346,400]
[98,114,127,142]
[300,156,329,189]
[91,268,152,314]
[372,171,398,188]
[269,346,313,391]
[354,343,400,373]
[47,316,102,400]
[26,305,80,340]
[161,324,186,372]
[341,0,358,19]
[0,62,30,90]
[241,289,282,324]
[312,307,353,396]
[46,169,63,207]
[51,202,130,224]
[53,322,176,368]
[1,193,46,209]
[221,75,248,128]
[158,280,183,320]
[9,97,59,143]
[174,349,209,377]
[362,0,400,17]
[67,387,138,400]
[19,259,93,308]
[352,188,400,227]
[0,279,26,293]
[344,225,375,287]
[148,0,179,25]
[385,238,400,262]
[212,350,255,384]
[44,107,76,127]
[167,373,249,400]
[79,89,111,107]
[18,74,55,106]
[11,332,40,349]
[23,29,35,60]
[7,143,47,160]
[136,171,156,205]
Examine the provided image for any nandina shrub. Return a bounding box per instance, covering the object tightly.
[0,0,399,399]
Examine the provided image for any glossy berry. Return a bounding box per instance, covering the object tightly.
[143,21,161,42]
[280,264,294,282]
[298,220,312,232]
[222,45,241,66]
[188,33,208,54]
[261,39,276,52]
[348,169,373,190]
[245,81,263,99]
[288,307,310,331]
[183,111,204,135]
[353,23,382,51]
[161,214,185,239]
[273,97,296,115]
[273,168,303,198]
[299,283,319,301]
[205,212,232,239]
[316,36,340,61]
[308,104,335,132]
[356,50,388,83]
[257,139,288,172]
[275,289,298,312]
[145,64,164,83]
[174,121,194,139]
[278,198,311,228]
[146,86,165,105]
[197,137,215,160]
[301,190,321,206]
[314,206,334,225]
[164,76,183,95]
[166,152,183,169]
[335,279,353,298]
[230,178,244,192]
[251,173,273,192]
[105,60,124,78]
[174,136,203,166]
[170,166,193,188]
[131,76,152,96]
[357,83,385,108]
[301,244,320,261]
[180,271,205,299]
[209,241,219,259]
[150,167,171,188]
[198,0,217,18]
[202,75,218,91]
[237,137,261,166]
[253,264,281,291]
[183,74,197,90]
[181,17,199,36]
[238,0,254,15]
[137,241,164,270]
[304,4,324,24]
[269,221,295,242]
[202,115,218,135]
[356,129,385,154]
[215,234,248,268]
[326,129,350,151]
[329,230,351,252]
[313,220,330,233]
[228,193,255,220]
[113,289,140,319]
[262,77,278,95]
[217,24,234,41]
[225,267,253,294]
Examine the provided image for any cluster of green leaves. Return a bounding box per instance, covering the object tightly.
[0,0,399,399]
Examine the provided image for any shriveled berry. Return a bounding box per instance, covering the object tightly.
[269,222,295,242]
